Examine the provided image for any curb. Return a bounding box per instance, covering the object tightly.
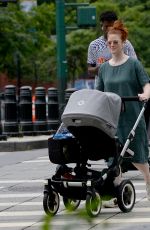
[0,136,149,152]
[0,135,50,152]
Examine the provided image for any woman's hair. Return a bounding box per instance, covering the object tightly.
[107,20,128,41]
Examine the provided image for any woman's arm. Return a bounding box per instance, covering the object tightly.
[138,83,150,101]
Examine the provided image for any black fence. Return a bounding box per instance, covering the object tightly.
[0,85,76,139]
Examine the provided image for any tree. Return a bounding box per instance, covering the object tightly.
[0,3,56,85]
[0,0,149,88]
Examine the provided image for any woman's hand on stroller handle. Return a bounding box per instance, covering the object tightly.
[138,93,150,102]
[121,96,149,112]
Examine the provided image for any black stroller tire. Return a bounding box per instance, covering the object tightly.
[43,189,60,216]
[85,191,102,217]
[63,197,81,211]
[116,179,135,213]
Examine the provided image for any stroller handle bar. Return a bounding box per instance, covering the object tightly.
[121,96,139,101]
[121,96,149,103]
[121,96,149,112]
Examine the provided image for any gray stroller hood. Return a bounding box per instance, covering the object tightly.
[61,89,122,138]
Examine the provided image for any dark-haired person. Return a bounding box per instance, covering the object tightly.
[96,20,150,201]
[87,11,137,78]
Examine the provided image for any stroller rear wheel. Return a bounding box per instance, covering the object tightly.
[43,189,60,216]
[85,190,102,217]
[63,197,81,211]
[116,179,135,212]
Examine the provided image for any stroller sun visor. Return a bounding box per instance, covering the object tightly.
[61,89,122,138]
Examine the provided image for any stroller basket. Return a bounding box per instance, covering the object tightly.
[48,136,85,164]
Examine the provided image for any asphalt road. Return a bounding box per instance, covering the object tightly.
[0,148,150,230]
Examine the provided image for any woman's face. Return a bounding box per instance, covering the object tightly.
[107,33,124,55]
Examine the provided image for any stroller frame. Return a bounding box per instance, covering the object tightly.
[43,96,148,217]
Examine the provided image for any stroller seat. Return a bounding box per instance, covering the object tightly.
[67,125,119,161]
[48,124,119,165]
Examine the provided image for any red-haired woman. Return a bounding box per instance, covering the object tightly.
[96,20,150,201]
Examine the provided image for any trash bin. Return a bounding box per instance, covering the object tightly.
[47,87,59,132]
[3,85,19,136]
[65,88,77,105]
[34,87,47,133]
[19,86,33,135]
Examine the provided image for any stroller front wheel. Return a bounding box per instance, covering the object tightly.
[43,189,60,216]
[63,197,81,211]
[85,190,102,217]
[116,179,135,213]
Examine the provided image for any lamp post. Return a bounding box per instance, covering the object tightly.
[15,52,21,103]
[55,0,67,117]
[55,0,96,118]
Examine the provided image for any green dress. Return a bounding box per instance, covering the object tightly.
[96,57,149,163]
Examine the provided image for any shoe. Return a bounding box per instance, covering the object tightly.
[102,198,118,208]
[146,183,150,201]
[62,172,75,180]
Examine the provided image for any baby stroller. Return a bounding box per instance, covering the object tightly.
[43,89,144,217]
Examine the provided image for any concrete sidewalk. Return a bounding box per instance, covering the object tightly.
[0,135,50,152]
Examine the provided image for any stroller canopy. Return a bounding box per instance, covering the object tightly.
[62,89,121,138]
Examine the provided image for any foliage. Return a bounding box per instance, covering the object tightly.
[119,2,150,67]
[0,0,149,87]
[66,29,95,83]
[0,2,56,84]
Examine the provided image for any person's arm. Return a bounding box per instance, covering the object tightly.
[87,63,99,76]
[95,65,104,91]
[138,83,150,101]
[124,40,137,59]
[87,41,99,77]
[134,59,150,101]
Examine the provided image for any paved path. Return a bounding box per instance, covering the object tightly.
[0,151,149,230]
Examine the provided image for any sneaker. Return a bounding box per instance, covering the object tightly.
[102,198,118,208]
[62,172,75,180]
[146,183,150,201]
